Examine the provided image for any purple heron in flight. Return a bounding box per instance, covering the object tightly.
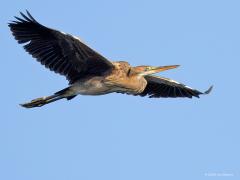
[9,11,212,108]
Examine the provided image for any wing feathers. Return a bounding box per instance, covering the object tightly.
[9,11,113,84]
[139,75,212,98]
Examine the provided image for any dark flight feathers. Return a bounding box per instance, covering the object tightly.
[8,11,114,84]
[139,76,213,98]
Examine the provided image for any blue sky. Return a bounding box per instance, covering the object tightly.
[1,0,239,179]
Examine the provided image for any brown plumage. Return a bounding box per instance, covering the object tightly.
[8,11,212,108]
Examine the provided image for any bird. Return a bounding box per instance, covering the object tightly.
[9,11,213,108]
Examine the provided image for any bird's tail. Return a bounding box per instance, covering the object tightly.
[20,87,76,108]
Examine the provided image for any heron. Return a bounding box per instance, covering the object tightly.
[9,11,212,108]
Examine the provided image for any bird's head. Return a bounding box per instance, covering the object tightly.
[130,65,180,76]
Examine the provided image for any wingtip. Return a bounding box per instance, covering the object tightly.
[204,85,213,94]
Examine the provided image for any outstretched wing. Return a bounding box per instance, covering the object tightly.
[139,75,213,98]
[8,11,114,84]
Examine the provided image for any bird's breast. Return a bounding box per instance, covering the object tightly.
[104,73,147,94]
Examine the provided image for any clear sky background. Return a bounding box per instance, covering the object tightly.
[1,0,239,180]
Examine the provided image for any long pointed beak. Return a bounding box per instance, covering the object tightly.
[153,65,180,73]
[140,65,180,76]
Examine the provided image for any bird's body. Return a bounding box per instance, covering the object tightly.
[8,11,212,108]
[72,76,112,95]
[61,61,147,96]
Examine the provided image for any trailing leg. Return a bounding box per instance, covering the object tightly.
[20,87,76,108]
